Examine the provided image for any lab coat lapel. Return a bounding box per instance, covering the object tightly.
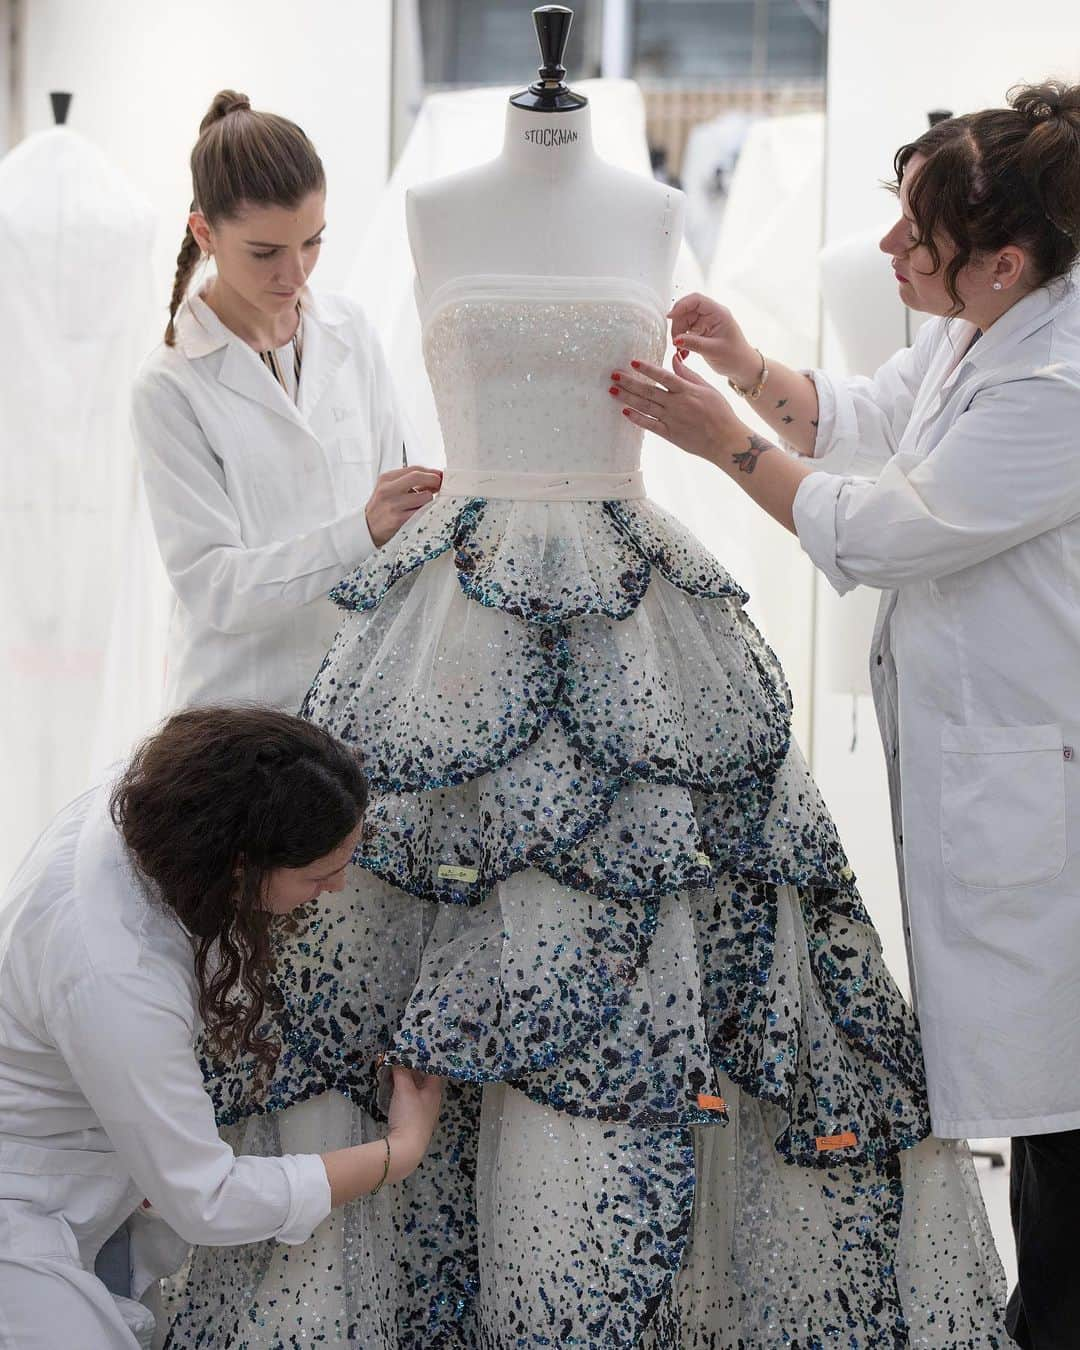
[909,282,1074,457]
[962,276,1073,371]
[901,334,965,456]
[216,338,308,432]
[297,297,351,422]
[184,286,352,431]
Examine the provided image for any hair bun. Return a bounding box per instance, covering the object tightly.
[200,89,252,134]
[1011,80,1080,128]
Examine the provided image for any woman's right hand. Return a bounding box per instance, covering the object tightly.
[385,1064,444,1179]
[365,466,444,548]
[667,293,760,385]
[321,1066,444,1206]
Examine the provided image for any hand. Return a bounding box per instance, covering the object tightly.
[365,467,443,547]
[386,1065,444,1179]
[609,355,744,464]
[667,292,759,385]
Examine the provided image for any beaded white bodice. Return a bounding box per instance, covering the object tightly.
[420,274,667,477]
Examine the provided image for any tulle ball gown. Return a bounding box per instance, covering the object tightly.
[165,273,1006,1349]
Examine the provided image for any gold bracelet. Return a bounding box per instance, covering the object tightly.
[728,348,769,401]
[370,1135,391,1195]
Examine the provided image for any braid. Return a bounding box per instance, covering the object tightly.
[164,225,202,347]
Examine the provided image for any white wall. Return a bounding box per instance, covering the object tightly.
[19,0,392,329]
[816,0,1080,993]
[824,1,1080,245]
[0,2,392,878]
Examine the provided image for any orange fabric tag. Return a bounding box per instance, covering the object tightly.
[697,1093,728,1112]
[815,1131,858,1152]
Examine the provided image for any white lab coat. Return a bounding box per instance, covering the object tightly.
[132,287,404,714]
[794,276,1080,1138]
[0,781,332,1348]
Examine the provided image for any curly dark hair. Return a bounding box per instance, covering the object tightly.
[110,706,366,1076]
[893,80,1080,314]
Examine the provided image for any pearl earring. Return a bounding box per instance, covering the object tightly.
[992,281,1003,291]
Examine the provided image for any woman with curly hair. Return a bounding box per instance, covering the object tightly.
[0,707,442,1349]
[612,80,1080,1348]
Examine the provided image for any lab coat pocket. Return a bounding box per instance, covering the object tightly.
[941,724,1067,889]
[337,435,376,464]
[335,435,379,512]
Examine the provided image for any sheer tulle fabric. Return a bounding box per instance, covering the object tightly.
[166,286,1006,1348]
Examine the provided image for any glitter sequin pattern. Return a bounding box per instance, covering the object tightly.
[166,280,1007,1347]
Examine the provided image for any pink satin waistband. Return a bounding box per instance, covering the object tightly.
[438,468,646,501]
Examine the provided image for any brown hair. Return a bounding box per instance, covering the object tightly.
[110,706,367,1076]
[893,80,1080,314]
[165,89,326,345]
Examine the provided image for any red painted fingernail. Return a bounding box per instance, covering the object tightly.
[679,349,689,359]
[611,372,621,381]
[609,385,619,395]
[630,360,641,369]
[622,408,631,417]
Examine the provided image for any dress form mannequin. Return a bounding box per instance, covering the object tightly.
[406,8,684,305]
[161,30,1009,1339]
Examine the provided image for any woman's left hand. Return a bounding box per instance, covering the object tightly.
[609,354,741,464]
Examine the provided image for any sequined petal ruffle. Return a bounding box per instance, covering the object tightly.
[305,569,801,894]
[327,494,745,624]
[204,864,929,1169]
[604,497,747,601]
[305,563,567,794]
[327,491,472,613]
[692,875,931,1166]
[556,580,789,793]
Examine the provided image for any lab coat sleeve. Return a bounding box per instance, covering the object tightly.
[807,318,941,476]
[793,366,1080,595]
[48,969,332,1247]
[132,371,376,635]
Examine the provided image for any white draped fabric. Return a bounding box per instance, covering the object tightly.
[701,111,827,739]
[0,127,159,883]
[816,227,909,697]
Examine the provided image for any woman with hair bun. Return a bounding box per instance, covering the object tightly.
[132,90,442,715]
[611,80,1080,1347]
[0,708,443,1348]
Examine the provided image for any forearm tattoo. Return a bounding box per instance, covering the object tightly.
[732,433,775,475]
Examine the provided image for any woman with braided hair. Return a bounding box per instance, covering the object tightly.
[0,707,443,1348]
[132,90,442,716]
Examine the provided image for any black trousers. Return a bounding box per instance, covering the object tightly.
[1006,1130,1080,1348]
